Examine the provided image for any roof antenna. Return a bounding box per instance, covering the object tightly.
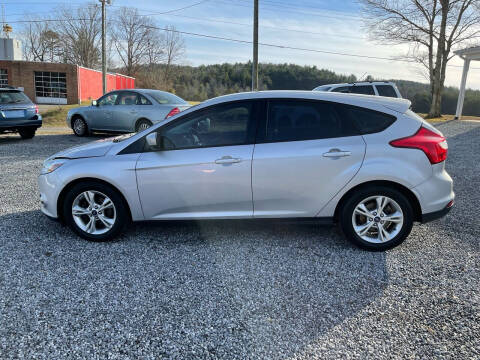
[358,72,367,82]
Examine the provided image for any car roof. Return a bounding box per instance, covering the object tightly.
[198,90,411,115]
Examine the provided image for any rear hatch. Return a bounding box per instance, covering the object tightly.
[0,90,36,120]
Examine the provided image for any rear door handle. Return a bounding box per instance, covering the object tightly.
[323,149,352,158]
[215,156,242,164]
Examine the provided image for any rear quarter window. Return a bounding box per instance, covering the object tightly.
[376,85,398,98]
[338,105,396,134]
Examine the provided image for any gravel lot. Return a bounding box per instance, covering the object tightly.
[0,121,479,359]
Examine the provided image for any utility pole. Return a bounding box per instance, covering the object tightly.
[252,0,258,91]
[99,0,111,94]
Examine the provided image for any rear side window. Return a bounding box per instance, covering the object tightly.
[350,85,375,95]
[331,86,351,93]
[339,105,396,134]
[376,85,397,98]
[266,100,358,142]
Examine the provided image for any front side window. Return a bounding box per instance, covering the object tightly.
[98,93,118,106]
[376,85,398,98]
[156,101,255,150]
[116,92,137,105]
[266,100,358,142]
[350,85,375,95]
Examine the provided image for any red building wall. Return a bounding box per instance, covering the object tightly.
[77,66,135,102]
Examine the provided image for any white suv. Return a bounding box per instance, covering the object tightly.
[313,81,402,98]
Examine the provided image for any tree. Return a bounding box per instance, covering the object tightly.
[111,7,165,76]
[21,19,61,62]
[162,26,185,87]
[359,0,480,118]
[53,4,102,68]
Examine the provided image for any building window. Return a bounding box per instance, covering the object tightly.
[34,71,67,99]
[0,69,8,87]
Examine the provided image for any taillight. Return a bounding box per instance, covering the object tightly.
[390,126,448,164]
[34,104,39,114]
[165,107,180,119]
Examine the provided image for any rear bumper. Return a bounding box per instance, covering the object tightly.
[0,116,42,130]
[421,201,453,223]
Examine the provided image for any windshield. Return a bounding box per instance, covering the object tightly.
[0,91,31,104]
[146,91,187,105]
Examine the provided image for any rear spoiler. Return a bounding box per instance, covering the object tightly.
[382,99,411,114]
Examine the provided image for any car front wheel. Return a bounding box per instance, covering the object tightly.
[339,186,414,251]
[63,181,129,241]
[72,117,88,137]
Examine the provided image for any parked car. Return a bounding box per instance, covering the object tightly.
[66,89,190,136]
[313,81,402,98]
[0,86,42,139]
[39,91,453,250]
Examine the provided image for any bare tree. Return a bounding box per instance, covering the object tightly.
[53,4,102,68]
[21,19,61,62]
[359,0,480,117]
[162,26,186,86]
[111,7,165,76]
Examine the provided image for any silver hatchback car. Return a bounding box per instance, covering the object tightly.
[40,91,454,250]
[66,89,190,136]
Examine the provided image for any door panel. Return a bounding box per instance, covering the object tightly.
[136,145,254,219]
[90,92,118,130]
[108,91,138,131]
[252,137,365,217]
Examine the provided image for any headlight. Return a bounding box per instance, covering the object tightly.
[41,159,66,175]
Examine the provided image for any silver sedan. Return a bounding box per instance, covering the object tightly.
[66,89,190,136]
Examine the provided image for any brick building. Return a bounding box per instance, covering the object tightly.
[0,60,135,105]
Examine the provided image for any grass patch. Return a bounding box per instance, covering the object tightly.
[418,113,479,123]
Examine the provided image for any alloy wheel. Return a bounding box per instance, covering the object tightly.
[351,195,404,243]
[73,119,86,135]
[71,190,116,235]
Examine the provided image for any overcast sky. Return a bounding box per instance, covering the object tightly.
[7,0,480,89]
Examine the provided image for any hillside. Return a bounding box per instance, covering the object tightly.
[132,62,480,116]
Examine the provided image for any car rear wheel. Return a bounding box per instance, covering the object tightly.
[72,117,88,137]
[18,127,36,139]
[339,186,414,251]
[63,181,129,241]
[135,119,152,132]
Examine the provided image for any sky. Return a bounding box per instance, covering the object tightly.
[5,0,480,89]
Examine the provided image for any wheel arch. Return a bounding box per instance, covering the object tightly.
[57,177,133,223]
[333,180,422,222]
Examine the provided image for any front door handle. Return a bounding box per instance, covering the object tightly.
[215,156,242,164]
[323,149,352,158]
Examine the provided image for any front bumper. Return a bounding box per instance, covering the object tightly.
[38,172,61,219]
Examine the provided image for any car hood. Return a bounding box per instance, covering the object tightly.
[50,137,116,160]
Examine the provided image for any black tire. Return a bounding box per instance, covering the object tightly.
[72,116,88,137]
[135,119,152,132]
[62,181,130,242]
[18,127,36,139]
[339,186,414,251]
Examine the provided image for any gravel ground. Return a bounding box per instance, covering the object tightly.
[0,121,479,359]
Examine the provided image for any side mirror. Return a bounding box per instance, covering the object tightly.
[92,100,98,106]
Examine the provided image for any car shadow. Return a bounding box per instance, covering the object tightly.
[0,209,388,358]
